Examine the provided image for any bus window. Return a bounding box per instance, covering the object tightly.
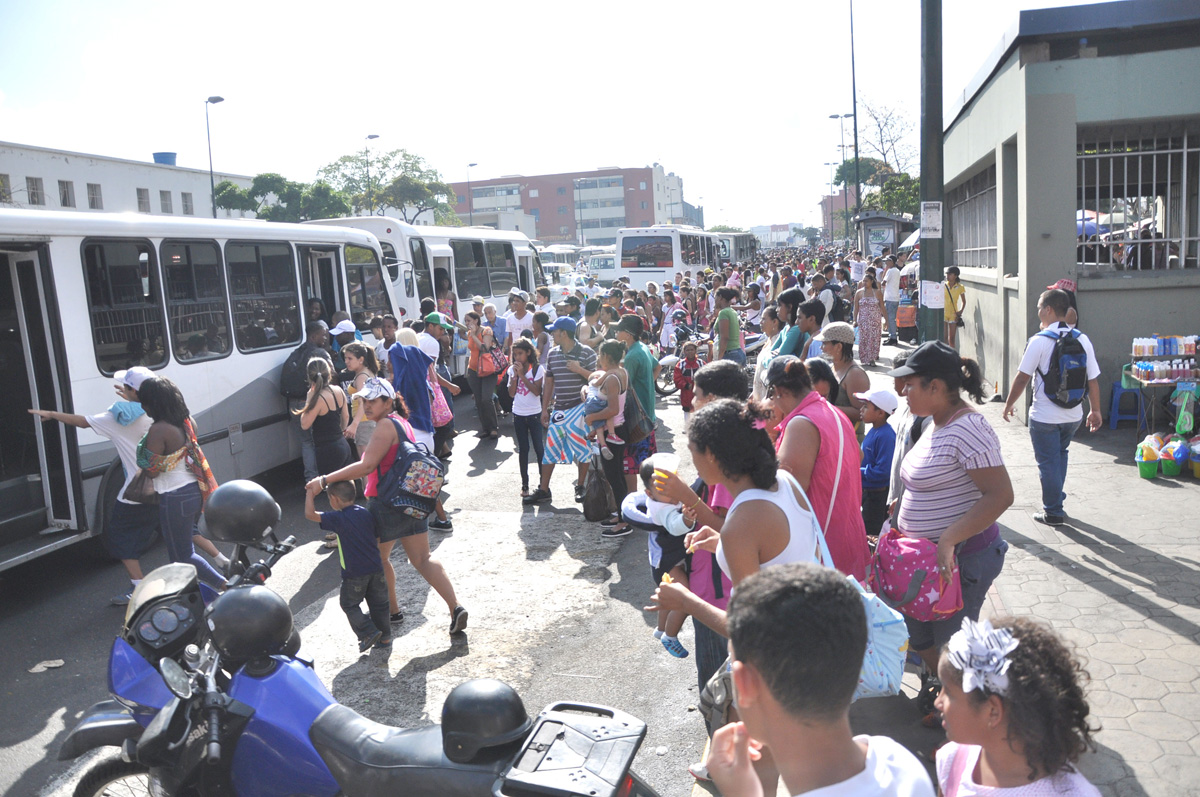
[161,240,231,363]
[226,242,301,352]
[346,245,390,329]
[621,235,672,269]
[380,241,401,285]
[450,239,490,298]
[485,242,518,296]
[82,239,168,375]
[410,237,432,301]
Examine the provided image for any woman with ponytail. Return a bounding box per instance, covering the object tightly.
[296,356,351,475]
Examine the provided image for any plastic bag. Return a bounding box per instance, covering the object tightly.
[581,452,617,522]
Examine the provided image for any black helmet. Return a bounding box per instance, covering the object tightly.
[672,309,687,322]
[203,480,280,543]
[442,679,532,763]
[205,585,294,661]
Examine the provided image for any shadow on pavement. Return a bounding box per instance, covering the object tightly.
[328,637,470,728]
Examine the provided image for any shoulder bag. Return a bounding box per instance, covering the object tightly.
[621,382,654,445]
[125,469,159,505]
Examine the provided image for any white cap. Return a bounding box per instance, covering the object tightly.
[114,366,154,392]
[852,388,899,415]
[331,320,357,336]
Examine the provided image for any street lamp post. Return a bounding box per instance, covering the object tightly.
[823,162,838,241]
[205,96,223,219]
[466,163,477,225]
[829,113,854,241]
[850,0,862,223]
[364,134,379,215]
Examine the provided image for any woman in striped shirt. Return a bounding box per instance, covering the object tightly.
[887,341,1014,676]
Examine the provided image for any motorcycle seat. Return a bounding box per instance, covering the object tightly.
[309,703,511,797]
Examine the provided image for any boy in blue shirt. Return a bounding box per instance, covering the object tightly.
[305,479,391,652]
[854,388,898,538]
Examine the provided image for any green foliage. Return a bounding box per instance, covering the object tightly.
[835,157,891,188]
[213,174,349,221]
[318,148,455,222]
[792,226,822,241]
[434,205,465,226]
[708,224,746,233]
[861,172,919,217]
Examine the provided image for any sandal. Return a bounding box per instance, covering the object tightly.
[323,533,338,542]
[322,539,339,550]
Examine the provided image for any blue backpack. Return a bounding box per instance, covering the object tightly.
[374,418,445,520]
[1036,327,1088,408]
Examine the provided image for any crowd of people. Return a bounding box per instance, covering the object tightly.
[40,243,1109,794]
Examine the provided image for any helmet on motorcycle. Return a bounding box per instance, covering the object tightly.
[202,480,281,543]
[672,309,687,322]
[205,585,294,661]
[441,679,533,763]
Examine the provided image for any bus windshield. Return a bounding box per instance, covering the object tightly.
[620,236,672,269]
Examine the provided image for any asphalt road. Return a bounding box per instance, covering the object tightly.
[3,393,710,797]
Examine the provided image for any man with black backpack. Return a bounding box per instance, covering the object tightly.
[1002,289,1102,526]
[281,322,333,483]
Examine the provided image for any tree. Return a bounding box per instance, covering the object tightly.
[708,224,745,233]
[860,172,919,217]
[318,148,455,222]
[214,174,349,222]
[835,157,891,188]
[859,100,917,174]
[792,226,822,241]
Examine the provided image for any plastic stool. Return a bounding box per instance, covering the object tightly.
[1109,381,1146,430]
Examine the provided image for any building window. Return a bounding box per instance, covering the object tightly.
[639,181,646,190]
[27,177,45,205]
[0,174,10,202]
[640,201,649,210]
[156,190,171,214]
[558,205,568,214]
[87,183,103,210]
[457,194,466,204]
[136,188,151,213]
[529,189,539,198]
[161,240,231,362]
[82,239,168,374]
[557,186,566,195]
[181,192,194,215]
[530,208,540,221]
[947,163,997,269]
[1076,124,1199,271]
[226,242,301,351]
[58,180,76,208]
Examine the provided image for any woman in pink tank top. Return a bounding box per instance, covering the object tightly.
[764,356,870,581]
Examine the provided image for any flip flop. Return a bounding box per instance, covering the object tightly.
[322,539,339,550]
[324,533,338,542]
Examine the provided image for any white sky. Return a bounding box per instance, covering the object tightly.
[1,0,1100,229]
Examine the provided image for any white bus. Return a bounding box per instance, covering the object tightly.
[538,244,580,264]
[311,217,548,374]
[717,232,758,266]
[610,224,721,289]
[0,209,393,572]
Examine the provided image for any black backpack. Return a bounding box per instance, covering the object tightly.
[1036,328,1089,408]
[375,418,445,520]
[826,288,849,323]
[280,344,327,399]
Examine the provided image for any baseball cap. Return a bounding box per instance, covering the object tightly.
[853,388,899,415]
[357,376,395,401]
[114,366,154,391]
[424,312,454,331]
[331,319,357,336]
[547,316,577,334]
[1046,278,1076,293]
[887,340,962,381]
[815,322,856,345]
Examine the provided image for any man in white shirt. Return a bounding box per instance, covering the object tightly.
[881,257,902,344]
[706,564,934,797]
[503,290,534,353]
[1002,289,1102,525]
[533,286,558,322]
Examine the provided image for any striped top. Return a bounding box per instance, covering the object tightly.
[897,410,1005,540]
[545,341,597,410]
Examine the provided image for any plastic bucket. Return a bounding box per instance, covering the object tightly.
[1162,458,1183,477]
[1137,459,1158,479]
[1191,459,1200,478]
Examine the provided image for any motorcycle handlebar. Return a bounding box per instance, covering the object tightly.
[225,536,296,588]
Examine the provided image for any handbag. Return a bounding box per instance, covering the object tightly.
[429,372,453,427]
[581,451,617,522]
[125,469,159,505]
[698,657,735,730]
[451,330,468,358]
[621,385,654,445]
[868,527,963,622]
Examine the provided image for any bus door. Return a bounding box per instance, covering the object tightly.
[409,236,435,309]
[299,246,343,320]
[0,245,78,553]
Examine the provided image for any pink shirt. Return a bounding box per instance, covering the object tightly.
[776,391,870,581]
[936,743,1100,797]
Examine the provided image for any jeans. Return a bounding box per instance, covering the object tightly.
[722,348,746,366]
[861,487,889,539]
[693,618,729,694]
[158,482,225,589]
[599,439,628,509]
[906,532,1008,651]
[513,413,546,490]
[884,301,899,339]
[1029,419,1081,517]
[466,369,499,433]
[288,397,318,481]
[340,571,391,640]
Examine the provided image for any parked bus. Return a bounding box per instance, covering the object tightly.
[717,232,758,266]
[538,244,580,264]
[311,217,548,374]
[0,209,393,572]
[608,225,721,289]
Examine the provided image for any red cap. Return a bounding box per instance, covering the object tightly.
[1047,278,1076,293]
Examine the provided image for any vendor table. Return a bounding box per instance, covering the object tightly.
[1121,366,1180,438]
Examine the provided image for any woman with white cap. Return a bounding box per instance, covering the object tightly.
[816,321,870,441]
[310,377,468,635]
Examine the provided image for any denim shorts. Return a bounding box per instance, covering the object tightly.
[104,499,159,560]
[367,497,428,542]
[905,532,1009,652]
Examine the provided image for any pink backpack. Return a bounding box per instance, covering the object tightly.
[868,528,963,623]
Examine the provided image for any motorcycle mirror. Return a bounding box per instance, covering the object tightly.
[159,657,193,700]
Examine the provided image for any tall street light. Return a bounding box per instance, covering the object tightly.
[850,0,862,224]
[466,163,477,225]
[205,96,223,219]
[830,113,854,240]
[364,135,379,216]
[823,161,838,240]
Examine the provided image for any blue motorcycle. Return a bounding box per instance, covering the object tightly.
[60,482,661,797]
